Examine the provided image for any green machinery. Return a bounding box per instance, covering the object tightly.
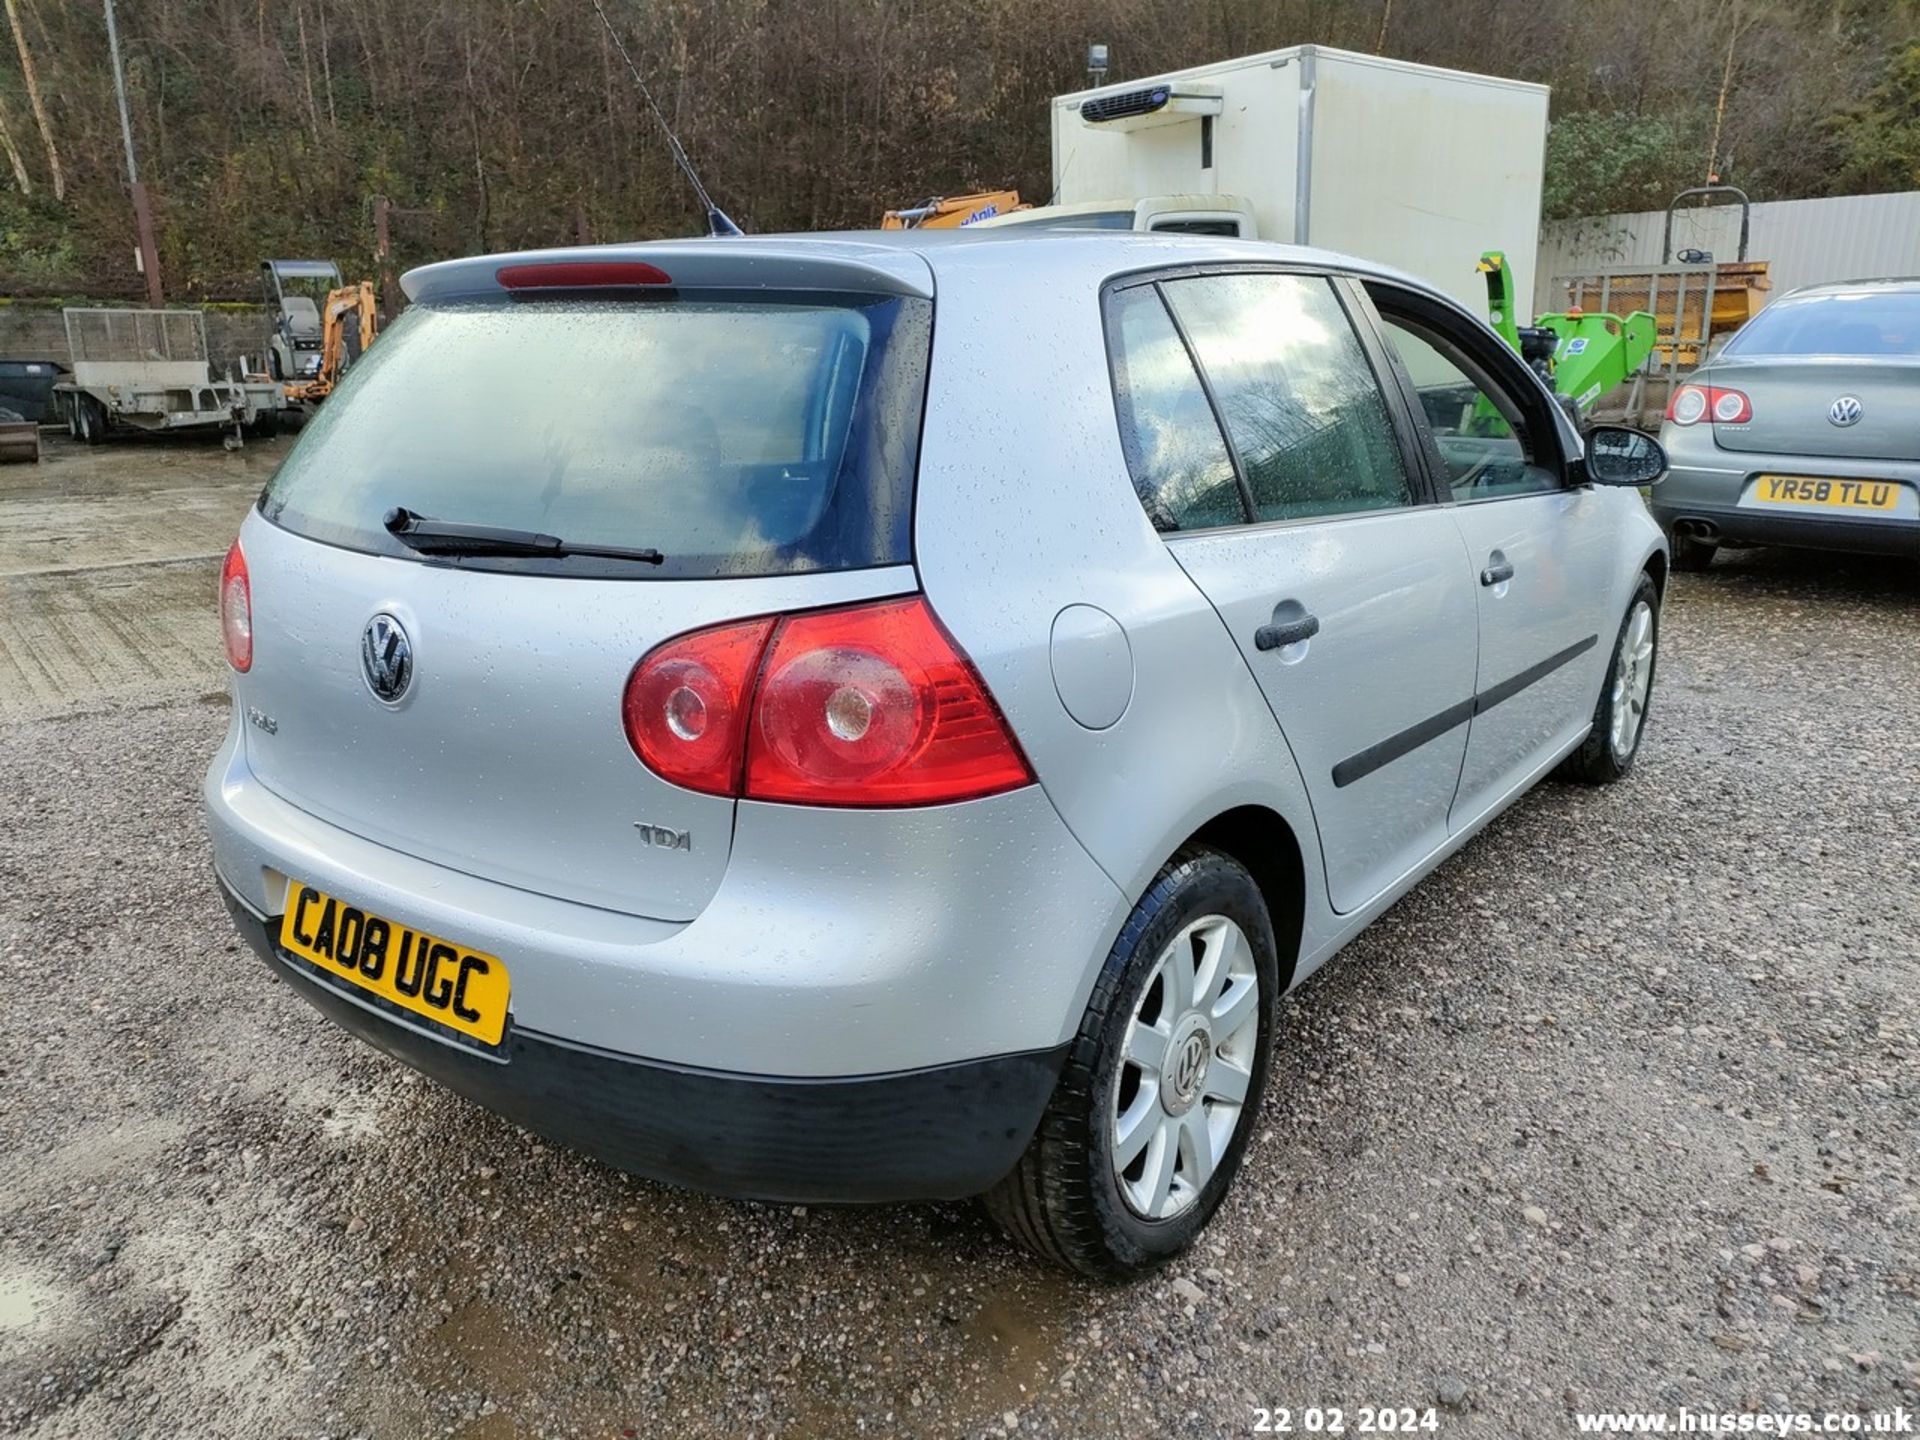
[1478,250,1656,415]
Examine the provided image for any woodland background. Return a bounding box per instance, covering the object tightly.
[1,0,1918,299]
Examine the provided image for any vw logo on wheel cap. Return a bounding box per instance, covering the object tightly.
[1828,395,1864,427]
[361,613,414,704]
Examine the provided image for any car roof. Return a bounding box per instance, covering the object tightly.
[1780,276,1920,300]
[401,228,1444,309]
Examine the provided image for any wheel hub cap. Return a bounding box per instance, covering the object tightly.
[1162,1017,1212,1116]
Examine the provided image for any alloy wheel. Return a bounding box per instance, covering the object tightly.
[1609,599,1655,760]
[1110,914,1260,1220]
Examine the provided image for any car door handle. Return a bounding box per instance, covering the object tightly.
[1480,560,1515,586]
[1254,612,1320,651]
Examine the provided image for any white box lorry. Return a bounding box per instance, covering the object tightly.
[987,46,1549,313]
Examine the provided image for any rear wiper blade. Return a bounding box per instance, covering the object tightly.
[383,507,664,565]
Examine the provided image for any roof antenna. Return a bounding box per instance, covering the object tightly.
[588,0,742,237]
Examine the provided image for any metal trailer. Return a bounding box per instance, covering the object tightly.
[51,307,285,444]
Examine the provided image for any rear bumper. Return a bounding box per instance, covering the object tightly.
[1652,428,1920,558]
[221,880,1066,1202]
[1650,495,1919,557]
[205,708,1129,1078]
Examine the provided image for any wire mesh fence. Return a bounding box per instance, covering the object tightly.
[61,308,210,366]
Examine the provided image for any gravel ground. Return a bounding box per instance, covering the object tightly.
[1,490,1915,1436]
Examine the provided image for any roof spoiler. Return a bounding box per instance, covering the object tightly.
[402,244,935,305]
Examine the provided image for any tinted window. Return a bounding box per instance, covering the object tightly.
[259,292,930,579]
[1107,285,1245,532]
[1057,210,1136,230]
[1377,316,1558,500]
[1150,219,1244,237]
[1723,290,1920,358]
[1164,274,1412,523]
[989,209,1135,231]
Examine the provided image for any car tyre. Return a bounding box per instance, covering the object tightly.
[983,845,1278,1280]
[1669,530,1716,572]
[1559,572,1659,785]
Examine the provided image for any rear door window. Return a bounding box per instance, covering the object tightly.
[1161,273,1414,524]
[259,291,931,579]
[1106,284,1246,532]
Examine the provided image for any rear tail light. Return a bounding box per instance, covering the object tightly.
[1711,387,1753,423]
[622,596,1033,807]
[220,541,252,672]
[1667,384,1751,426]
[622,616,775,794]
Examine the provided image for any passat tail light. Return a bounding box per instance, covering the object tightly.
[622,597,1034,807]
[1710,387,1753,423]
[623,616,777,795]
[1667,384,1751,425]
[1667,385,1708,425]
[220,540,252,672]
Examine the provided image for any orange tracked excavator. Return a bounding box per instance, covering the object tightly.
[880,190,1028,229]
[283,280,379,405]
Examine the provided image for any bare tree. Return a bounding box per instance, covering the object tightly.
[4,0,60,199]
[0,91,30,194]
[0,0,1904,297]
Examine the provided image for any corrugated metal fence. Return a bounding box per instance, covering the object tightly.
[1535,190,1920,315]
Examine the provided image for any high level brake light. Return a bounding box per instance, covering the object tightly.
[1667,384,1752,425]
[496,260,673,289]
[220,540,252,672]
[622,597,1033,807]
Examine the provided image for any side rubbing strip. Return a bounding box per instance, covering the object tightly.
[1471,634,1598,716]
[1330,634,1601,790]
[1331,698,1474,789]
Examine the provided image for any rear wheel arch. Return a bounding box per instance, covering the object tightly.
[1184,804,1307,994]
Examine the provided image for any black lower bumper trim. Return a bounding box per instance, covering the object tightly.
[220,885,1065,1204]
[1652,503,1918,559]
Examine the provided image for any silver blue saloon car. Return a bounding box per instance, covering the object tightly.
[1655,278,1920,568]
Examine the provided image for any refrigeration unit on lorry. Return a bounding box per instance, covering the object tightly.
[996,46,1550,313]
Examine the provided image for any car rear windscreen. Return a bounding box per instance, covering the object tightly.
[259,290,931,578]
[1722,291,1920,359]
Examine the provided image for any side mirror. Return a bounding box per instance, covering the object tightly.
[1584,425,1667,487]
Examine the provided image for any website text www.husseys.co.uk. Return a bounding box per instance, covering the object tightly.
[1574,1409,1912,1435]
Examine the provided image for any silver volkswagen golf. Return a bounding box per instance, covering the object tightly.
[206,232,1668,1278]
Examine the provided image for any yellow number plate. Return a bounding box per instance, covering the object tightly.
[1754,475,1902,511]
[278,882,511,1046]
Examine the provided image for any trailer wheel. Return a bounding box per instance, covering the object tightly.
[76,395,107,446]
[63,395,78,439]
